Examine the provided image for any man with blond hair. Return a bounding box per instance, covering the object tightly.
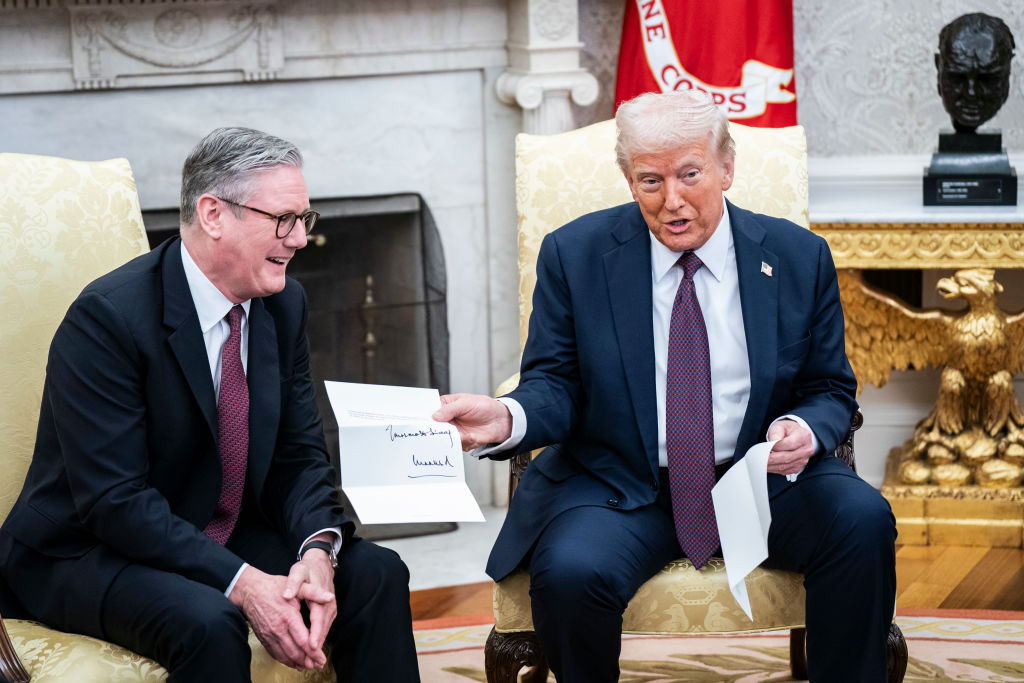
[436,91,896,682]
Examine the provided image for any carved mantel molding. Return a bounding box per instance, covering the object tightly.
[0,1,510,94]
[67,1,282,90]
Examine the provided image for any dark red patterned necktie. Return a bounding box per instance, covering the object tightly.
[665,251,718,569]
[205,304,249,545]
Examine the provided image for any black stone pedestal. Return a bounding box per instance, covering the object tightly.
[923,130,1017,206]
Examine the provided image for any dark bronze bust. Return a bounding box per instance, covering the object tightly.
[935,13,1015,134]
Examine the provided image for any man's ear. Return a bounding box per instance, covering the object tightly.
[720,157,735,192]
[195,194,224,239]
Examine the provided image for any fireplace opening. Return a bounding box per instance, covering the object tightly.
[144,193,451,539]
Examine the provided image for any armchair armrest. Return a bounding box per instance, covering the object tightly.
[494,372,530,504]
[835,409,863,472]
[0,612,30,683]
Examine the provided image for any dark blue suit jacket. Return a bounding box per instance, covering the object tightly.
[0,238,350,635]
[486,200,858,581]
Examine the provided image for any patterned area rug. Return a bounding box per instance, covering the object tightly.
[414,610,1024,682]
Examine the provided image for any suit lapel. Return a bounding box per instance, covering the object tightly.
[729,201,780,458]
[245,296,280,498]
[163,239,217,437]
[604,208,659,474]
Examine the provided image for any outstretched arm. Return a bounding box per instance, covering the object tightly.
[433,393,513,451]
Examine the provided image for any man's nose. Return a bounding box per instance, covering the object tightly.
[663,179,687,212]
[283,224,308,249]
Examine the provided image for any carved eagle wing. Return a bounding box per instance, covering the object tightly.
[1008,309,1024,376]
[837,270,950,393]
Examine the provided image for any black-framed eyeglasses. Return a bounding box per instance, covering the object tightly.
[216,196,320,238]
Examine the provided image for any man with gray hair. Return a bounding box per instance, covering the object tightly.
[0,127,419,681]
[435,91,896,681]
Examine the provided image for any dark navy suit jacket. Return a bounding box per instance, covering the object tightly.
[0,237,350,636]
[486,200,859,581]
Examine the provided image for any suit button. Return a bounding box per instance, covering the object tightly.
[607,498,619,507]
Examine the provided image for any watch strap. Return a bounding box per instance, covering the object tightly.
[299,540,337,567]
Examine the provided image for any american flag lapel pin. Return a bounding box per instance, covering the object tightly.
[761,261,773,277]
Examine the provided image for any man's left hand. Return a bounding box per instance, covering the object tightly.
[766,419,814,475]
[282,552,337,670]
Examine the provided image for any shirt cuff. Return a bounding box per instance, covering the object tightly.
[224,562,247,598]
[297,527,344,561]
[768,414,819,482]
[468,397,527,458]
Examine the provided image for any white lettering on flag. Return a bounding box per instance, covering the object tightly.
[634,0,795,120]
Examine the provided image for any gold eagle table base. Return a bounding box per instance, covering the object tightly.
[882,446,1024,546]
[816,217,1024,544]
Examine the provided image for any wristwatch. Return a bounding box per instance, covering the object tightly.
[299,540,338,568]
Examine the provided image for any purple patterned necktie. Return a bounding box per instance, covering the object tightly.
[665,251,719,569]
[204,304,249,545]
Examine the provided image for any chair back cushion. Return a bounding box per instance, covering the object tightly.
[513,119,808,348]
[0,154,150,524]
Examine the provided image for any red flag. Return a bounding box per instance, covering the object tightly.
[614,0,797,127]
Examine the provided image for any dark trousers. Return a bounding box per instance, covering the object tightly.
[2,518,420,682]
[527,457,896,683]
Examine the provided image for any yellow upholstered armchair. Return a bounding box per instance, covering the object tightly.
[0,154,332,682]
[482,121,909,682]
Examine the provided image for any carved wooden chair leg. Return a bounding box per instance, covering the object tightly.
[484,628,549,683]
[0,616,30,683]
[887,622,908,683]
[788,627,808,679]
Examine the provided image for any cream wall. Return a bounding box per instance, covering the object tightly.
[795,0,1024,156]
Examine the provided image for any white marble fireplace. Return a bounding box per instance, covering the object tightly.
[0,0,600,505]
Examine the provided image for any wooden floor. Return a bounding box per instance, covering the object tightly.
[410,545,1024,621]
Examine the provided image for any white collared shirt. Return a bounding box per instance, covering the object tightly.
[180,242,341,595]
[180,243,250,401]
[650,207,749,466]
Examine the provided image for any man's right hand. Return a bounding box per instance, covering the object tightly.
[229,565,325,670]
[433,393,513,451]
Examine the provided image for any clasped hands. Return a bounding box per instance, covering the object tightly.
[433,393,814,475]
[229,548,336,671]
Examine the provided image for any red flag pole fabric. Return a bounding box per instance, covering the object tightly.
[614,0,797,127]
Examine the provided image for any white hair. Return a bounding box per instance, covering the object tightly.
[615,90,735,174]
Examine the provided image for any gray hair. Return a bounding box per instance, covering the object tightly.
[615,90,735,175]
[179,127,303,226]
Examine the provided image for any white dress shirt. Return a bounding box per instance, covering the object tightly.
[180,244,341,596]
[476,202,817,475]
[651,206,749,466]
